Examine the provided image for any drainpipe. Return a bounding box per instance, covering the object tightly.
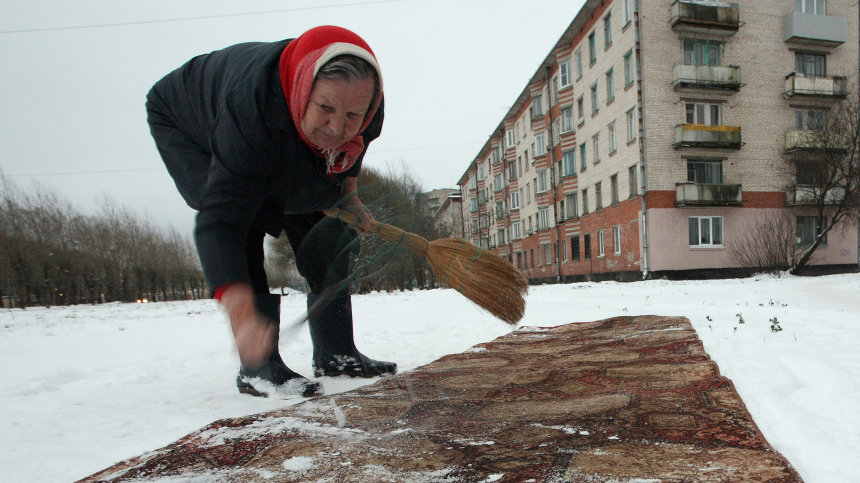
[546,65,563,283]
[501,127,513,263]
[634,0,650,279]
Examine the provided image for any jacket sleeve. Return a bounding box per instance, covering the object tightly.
[194,88,275,293]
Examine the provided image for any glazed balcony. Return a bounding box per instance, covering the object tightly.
[674,124,742,149]
[784,11,847,47]
[784,73,847,99]
[671,0,740,35]
[676,182,742,206]
[673,64,741,91]
[785,130,848,153]
[786,185,846,206]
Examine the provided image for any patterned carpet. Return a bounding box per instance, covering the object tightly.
[80,316,803,482]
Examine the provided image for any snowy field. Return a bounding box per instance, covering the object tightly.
[1,272,859,483]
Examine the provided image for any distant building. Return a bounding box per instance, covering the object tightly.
[458,0,859,283]
[424,188,463,238]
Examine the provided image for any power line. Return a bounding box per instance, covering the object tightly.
[0,0,404,35]
[6,167,165,177]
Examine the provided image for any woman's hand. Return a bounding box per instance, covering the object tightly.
[219,284,276,370]
[342,176,376,233]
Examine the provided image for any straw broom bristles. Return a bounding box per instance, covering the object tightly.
[325,208,528,325]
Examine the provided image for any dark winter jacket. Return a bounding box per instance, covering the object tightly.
[145,40,384,292]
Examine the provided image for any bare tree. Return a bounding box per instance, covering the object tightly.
[784,89,860,274]
[729,211,804,273]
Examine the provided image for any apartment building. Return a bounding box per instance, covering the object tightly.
[458,0,859,282]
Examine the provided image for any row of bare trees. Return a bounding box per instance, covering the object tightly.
[264,164,443,294]
[0,173,204,308]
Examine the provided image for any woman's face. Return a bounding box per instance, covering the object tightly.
[301,77,374,150]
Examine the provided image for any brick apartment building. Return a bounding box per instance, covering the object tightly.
[457,0,859,283]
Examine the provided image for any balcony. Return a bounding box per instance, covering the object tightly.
[786,185,846,206]
[676,182,742,206]
[670,0,740,35]
[674,124,742,149]
[785,130,848,153]
[784,74,847,99]
[673,64,741,91]
[784,11,847,47]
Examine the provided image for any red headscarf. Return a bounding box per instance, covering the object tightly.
[279,26,383,175]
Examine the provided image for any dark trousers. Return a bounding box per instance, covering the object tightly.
[245,212,358,300]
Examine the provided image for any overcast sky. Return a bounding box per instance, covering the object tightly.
[0,0,585,235]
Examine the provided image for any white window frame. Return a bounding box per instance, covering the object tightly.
[598,229,606,257]
[606,68,615,102]
[534,132,547,156]
[689,216,725,247]
[604,13,612,49]
[562,107,575,133]
[797,0,825,15]
[510,191,520,209]
[608,121,617,153]
[580,143,587,171]
[592,133,601,163]
[470,197,477,212]
[478,164,485,180]
[494,173,503,191]
[613,225,621,254]
[590,83,599,114]
[566,192,579,218]
[536,170,549,193]
[624,50,634,87]
[469,176,477,189]
[563,150,576,177]
[628,165,638,198]
[595,181,603,211]
[627,108,637,142]
[512,222,522,240]
[577,97,585,125]
[575,49,583,79]
[538,208,550,230]
[505,130,516,149]
[623,0,632,24]
[686,102,722,126]
[560,61,572,87]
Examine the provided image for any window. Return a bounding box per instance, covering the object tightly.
[577,97,585,125]
[606,68,615,102]
[595,182,603,210]
[592,133,601,163]
[524,150,530,169]
[686,102,721,125]
[796,0,826,15]
[560,61,572,87]
[536,94,545,117]
[562,107,575,132]
[608,121,617,153]
[796,162,824,186]
[509,161,517,179]
[795,52,826,77]
[506,130,516,148]
[575,49,583,79]
[598,230,605,257]
[566,192,579,218]
[571,235,581,261]
[627,108,637,142]
[796,108,827,131]
[535,132,547,156]
[563,150,576,176]
[497,229,506,245]
[628,165,638,198]
[552,76,560,104]
[591,83,599,114]
[687,159,723,184]
[516,251,522,269]
[584,233,592,259]
[588,32,597,64]
[478,164,485,179]
[613,225,622,254]
[469,176,477,189]
[797,216,827,245]
[470,197,477,212]
[512,222,521,240]
[562,240,567,262]
[610,174,619,204]
[537,170,549,193]
[538,208,550,230]
[582,187,589,214]
[624,50,634,87]
[530,249,534,267]
[544,244,552,265]
[494,174,503,191]
[580,143,587,171]
[492,146,500,163]
[510,191,520,209]
[526,183,531,204]
[604,13,612,49]
[683,40,721,66]
[689,216,724,247]
[623,0,632,24]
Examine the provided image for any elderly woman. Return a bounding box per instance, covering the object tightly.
[145,26,396,397]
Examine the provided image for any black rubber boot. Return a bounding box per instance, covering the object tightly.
[237,293,323,397]
[307,292,397,378]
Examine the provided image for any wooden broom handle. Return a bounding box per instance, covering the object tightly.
[323,208,429,257]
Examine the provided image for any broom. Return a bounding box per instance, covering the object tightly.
[324,207,529,325]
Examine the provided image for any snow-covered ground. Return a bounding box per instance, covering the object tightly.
[1,273,858,483]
